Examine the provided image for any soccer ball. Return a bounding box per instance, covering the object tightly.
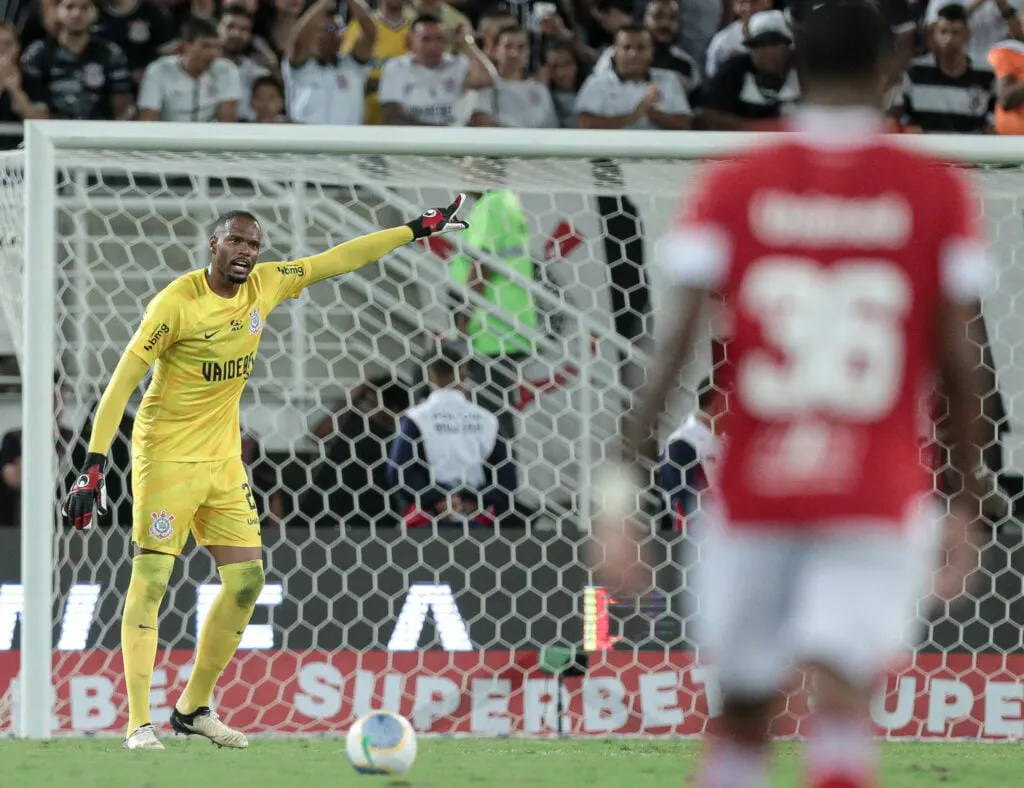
[345,711,418,775]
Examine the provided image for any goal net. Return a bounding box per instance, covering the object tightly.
[0,126,1021,740]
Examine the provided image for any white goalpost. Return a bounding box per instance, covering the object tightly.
[3,121,1023,741]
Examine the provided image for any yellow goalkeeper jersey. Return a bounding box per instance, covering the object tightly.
[126,260,312,462]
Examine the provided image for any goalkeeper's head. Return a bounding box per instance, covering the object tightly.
[209,210,262,286]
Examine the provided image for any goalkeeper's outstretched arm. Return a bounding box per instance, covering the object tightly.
[303,195,469,284]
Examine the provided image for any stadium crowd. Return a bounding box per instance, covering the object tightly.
[0,0,1022,138]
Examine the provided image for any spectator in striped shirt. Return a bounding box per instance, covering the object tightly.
[902,3,996,133]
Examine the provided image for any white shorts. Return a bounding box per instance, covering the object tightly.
[696,506,942,697]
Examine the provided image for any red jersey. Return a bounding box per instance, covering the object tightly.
[659,108,990,528]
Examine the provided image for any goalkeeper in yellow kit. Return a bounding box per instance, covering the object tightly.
[61,196,468,750]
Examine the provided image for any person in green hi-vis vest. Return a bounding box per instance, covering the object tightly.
[449,189,538,446]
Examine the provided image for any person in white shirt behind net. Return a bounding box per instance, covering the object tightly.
[137,14,242,122]
[378,12,494,125]
[468,24,558,128]
[283,0,375,125]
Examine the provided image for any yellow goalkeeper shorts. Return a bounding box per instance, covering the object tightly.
[131,456,262,555]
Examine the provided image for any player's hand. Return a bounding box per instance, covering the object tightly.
[61,453,109,532]
[405,194,470,239]
[588,465,651,595]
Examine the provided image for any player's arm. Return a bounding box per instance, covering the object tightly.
[267,195,469,305]
[933,170,993,600]
[936,176,990,506]
[62,294,181,531]
[591,166,732,591]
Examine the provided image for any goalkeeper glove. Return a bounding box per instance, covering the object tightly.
[62,452,108,532]
[406,193,469,239]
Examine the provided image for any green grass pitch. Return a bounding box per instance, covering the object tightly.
[0,738,1017,787]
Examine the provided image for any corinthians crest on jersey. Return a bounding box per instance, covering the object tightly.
[149,510,175,540]
[248,306,262,335]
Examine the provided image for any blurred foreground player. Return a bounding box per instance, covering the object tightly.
[61,198,468,750]
[594,2,989,786]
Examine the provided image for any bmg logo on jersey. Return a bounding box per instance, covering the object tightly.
[149,510,175,541]
[143,323,169,352]
[202,351,257,383]
[276,265,304,277]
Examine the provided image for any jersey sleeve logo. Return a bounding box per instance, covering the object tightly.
[142,323,169,352]
[149,510,175,540]
[249,307,262,335]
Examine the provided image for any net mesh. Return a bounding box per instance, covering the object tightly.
[0,146,1021,739]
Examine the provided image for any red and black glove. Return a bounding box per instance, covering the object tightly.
[62,453,108,532]
[405,193,470,239]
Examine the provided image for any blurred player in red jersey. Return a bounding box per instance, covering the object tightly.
[593,2,989,787]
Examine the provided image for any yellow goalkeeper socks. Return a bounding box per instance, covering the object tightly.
[176,560,265,715]
[121,553,175,736]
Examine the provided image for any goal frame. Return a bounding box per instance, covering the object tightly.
[19,120,1024,740]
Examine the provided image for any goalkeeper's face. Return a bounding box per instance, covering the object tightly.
[210,216,262,285]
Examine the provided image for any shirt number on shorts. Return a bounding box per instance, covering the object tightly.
[738,257,912,421]
[241,483,257,512]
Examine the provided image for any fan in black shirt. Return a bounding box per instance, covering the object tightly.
[94,0,175,87]
[701,10,801,129]
[20,0,134,119]
[0,20,47,148]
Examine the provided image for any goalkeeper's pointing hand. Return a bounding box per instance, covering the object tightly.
[62,453,108,532]
[406,193,470,239]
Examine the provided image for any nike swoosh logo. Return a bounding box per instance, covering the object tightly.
[138,624,157,631]
[204,331,219,339]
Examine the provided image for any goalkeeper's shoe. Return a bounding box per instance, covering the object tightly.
[123,724,165,750]
[170,706,248,749]
[405,193,469,239]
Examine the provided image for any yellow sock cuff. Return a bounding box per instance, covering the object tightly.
[132,553,175,585]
